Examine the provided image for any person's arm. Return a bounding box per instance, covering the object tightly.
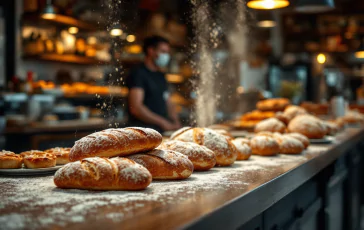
[167,98,181,128]
[128,88,176,131]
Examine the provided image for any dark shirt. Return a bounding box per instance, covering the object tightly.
[126,64,169,132]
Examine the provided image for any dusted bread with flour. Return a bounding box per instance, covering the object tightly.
[69,127,162,161]
[128,149,194,180]
[54,157,152,190]
[170,127,237,166]
[159,140,216,171]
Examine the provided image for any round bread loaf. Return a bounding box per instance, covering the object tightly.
[286,133,309,149]
[254,118,286,133]
[322,121,340,136]
[128,149,194,180]
[0,151,23,169]
[69,127,162,161]
[21,150,56,169]
[214,129,234,140]
[256,98,290,112]
[250,136,280,156]
[283,105,307,121]
[159,140,216,171]
[54,157,152,190]
[45,147,71,165]
[288,115,326,139]
[275,112,290,125]
[170,127,237,166]
[275,135,305,154]
[233,137,250,146]
[231,139,252,160]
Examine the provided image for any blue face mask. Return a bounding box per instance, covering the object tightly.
[155,53,170,68]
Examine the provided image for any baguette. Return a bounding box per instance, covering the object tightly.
[54,157,152,190]
[128,149,194,180]
[69,127,162,161]
[170,127,237,166]
[159,140,216,171]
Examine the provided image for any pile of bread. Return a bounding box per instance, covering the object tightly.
[0,148,71,169]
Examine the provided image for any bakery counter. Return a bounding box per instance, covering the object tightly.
[1,128,363,230]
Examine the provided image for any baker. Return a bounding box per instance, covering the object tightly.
[126,35,181,132]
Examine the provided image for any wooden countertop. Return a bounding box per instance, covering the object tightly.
[0,128,363,230]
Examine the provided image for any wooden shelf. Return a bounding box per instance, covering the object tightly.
[23,54,110,65]
[22,13,98,31]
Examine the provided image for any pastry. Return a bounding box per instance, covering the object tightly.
[170,127,237,166]
[233,137,250,146]
[323,121,340,136]
[288,115,326,139]
[214,129,234,140]
[231,139,252,160]
[240,110,275,121]
[283,105,307,121]
[254,118,286,133]
[286,133,310,149]
[256,98,290,112]
[54,157,152,190]
[275,135,305,154]
[341,111,364,124]
[21,151,56,169]
[0,151,23,169]
[159,140,216,171]
[275,112,290,125]
[45,147,71,165]
[69,127,162,161]
[128,149,194,180]
[250,136,280,156]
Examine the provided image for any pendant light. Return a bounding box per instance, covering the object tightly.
[110,24,123,37]
[247,0,289,10]
[42,0,56,19]
[256,12,276,28]
[296,0,334,13]
[355,38,364,59]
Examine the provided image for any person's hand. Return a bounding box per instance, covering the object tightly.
[160,120,177,131]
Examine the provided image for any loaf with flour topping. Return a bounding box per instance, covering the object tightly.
[69,127,162,161]
[54,157,152,190]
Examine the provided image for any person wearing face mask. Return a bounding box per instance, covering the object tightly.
[126,35,181,132]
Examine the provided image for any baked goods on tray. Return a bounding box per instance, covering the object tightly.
[300,102,329,115]
[256,98,290,112]
[69,127,162,161]
[288,115,326,139]
[128,149,194,180]
[21,150,57,169]
[45,147,71,165]
[159,140,216,171]
[283,105,307,121]
[54,157,152,190]
[254,118,286,133]
[286,133,309,149]
[274,135,305,154]
[250,135,280,156]
[170,127,237,166]
[231,139,252,160]
[0,151,23,169]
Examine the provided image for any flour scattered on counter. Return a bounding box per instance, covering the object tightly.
[0,150,325,230]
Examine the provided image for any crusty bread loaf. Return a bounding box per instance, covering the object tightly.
[128,149,194,180]
[231,139,252,160]
[45,147,71,165]
[22,151,56,169]
[170,127,237,166]
[254,118,286,133]
[286,133,309,149]
[275,135,305,154]
[250,135,280,156]
[159,140,216,171]
[283,105,307,121]
[214,129,234,140]
[288,115,326,139]
[69,127,162,161]
[54,157,152,190]
[0,151,23,169]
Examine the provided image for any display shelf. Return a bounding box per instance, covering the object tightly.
[22,53,109,65]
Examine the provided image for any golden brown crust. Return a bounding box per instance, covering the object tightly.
[214,129,234,140]
[69,127,163,161]
[283,105,307,121]
[286,133,310,149]
[128,149,194,180]
[159,140,216,171]
[275,135,305,154]
[240,110,275,121]
[275,112,290,125]
[0,151,23,169]
[288,115,326,139]
[250,136,280,156]
[54,157,152,190]
[170,127,237,166]
[256,98,291,112]
[231,139,251,160]
[22,151,56,169]
[254,118,286,133]
[45,147,71,165]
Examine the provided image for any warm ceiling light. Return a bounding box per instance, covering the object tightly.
[355,51,364,59]
[296,0,334,13]
[247,0,289,10]
[317,53,326,64]
[68,27,78,34]
[110,28,123,36]
[87,36,97,45]
[126,35,136,42]
[257,20,276,28]
[41,0,56,19]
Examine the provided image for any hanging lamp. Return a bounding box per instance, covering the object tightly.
[296,0,334,13]
[42,0,56,19]
[247,0,289,10]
